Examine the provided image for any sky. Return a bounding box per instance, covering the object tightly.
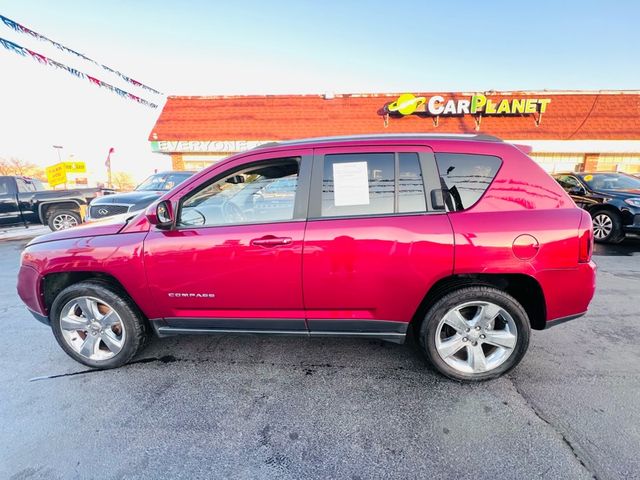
[0,0,639,182]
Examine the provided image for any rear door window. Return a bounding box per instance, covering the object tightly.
[319,152,430,218]
[398,153,427,213]
[15,178,31,193]
[321,153,395,217]
[0,178,11,195]
[435,153,502,211]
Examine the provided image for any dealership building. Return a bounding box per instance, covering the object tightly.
[149,90,640,174]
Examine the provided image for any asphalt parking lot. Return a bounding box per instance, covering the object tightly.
[1,237,639,480]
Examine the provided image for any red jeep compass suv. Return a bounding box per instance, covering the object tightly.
[17,134,596,381]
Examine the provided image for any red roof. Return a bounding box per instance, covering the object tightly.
[149,91,640,142]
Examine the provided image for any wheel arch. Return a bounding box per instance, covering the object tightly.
[39,200,82,223]
[42,271,147,320]
[586,203,620,218]
[412,273,547,331]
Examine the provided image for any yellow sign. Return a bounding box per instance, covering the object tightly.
[46,163,67,187]
[62,161,86,173]
[387,93,427,115]
[385,93,551,117]
[45,161,87,186]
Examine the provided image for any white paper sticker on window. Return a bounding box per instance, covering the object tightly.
[333,161,370,206]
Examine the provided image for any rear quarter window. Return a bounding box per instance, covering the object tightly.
[435,153,502,211]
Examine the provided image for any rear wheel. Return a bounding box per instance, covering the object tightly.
[591,210,624,244]
[48,209,81,231]
[50,281,149,369]
[418,286,530,381]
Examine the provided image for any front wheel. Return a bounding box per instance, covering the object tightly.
[419,286,531,381]
[48,209,82,231]
[50,281,149,369]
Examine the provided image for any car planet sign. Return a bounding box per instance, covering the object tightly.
[384,93,551,116]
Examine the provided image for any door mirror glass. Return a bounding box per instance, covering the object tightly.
[568,185,586,195]
[146,200,174,228]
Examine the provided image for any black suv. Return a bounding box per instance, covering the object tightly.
[553,172,640,243]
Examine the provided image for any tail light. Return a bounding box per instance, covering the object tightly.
[578,211,594,263]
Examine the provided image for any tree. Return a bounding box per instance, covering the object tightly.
[0,157,46,180]
[111,171,136,191]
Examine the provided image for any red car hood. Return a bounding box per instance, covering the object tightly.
[28,213,136,246]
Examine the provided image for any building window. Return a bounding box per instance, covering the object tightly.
[529,153,585,173]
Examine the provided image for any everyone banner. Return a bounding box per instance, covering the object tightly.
[0,36,158,108]
[0,14,163,95]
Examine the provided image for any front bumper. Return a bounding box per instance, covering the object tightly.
[17,264,47,318]
[27,308,50,326]
[622,213,640,233]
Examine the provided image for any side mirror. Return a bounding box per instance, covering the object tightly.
[568,186,586,195]
[146,200,174,229]
[430,189,446,210]
[225,175,245,184]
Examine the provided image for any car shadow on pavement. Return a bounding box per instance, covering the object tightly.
[594,236,640,256]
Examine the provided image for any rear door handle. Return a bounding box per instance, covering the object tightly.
[250,235,293,247]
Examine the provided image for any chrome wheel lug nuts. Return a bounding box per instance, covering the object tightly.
[465,328,470,333]
[475,326,481,331]
[462,337,468,342]
[480,334,486,339]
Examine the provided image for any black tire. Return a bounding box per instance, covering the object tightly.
[50,280,149,369]
[47,209,82,231]
[418,286,531,382]
[591,209,625,244]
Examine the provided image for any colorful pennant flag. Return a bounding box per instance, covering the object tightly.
[0,36,158,108]
[0,14,163,95]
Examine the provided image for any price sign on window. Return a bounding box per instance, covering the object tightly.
[332,161,370,206]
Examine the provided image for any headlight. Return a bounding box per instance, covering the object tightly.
[624,198,640,208]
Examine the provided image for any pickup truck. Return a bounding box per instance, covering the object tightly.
[0,176,114,231]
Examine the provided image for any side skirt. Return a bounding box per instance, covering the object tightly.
[150,318,408,344]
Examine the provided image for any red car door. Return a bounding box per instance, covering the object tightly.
[143,149,312,332]
[303,145,454,339]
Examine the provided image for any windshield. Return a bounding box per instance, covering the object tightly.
[582,173,640,190]
[136,172,191,191]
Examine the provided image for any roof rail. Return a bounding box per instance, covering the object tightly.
[251,133,503,150]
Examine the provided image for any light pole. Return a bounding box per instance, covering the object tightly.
[53,145,63,163]
[52,145,65,189]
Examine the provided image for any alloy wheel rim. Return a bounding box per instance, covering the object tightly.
[435,301,518,374]
[59,296,126,361]
[53,214,78,230]
[592,214,612,239]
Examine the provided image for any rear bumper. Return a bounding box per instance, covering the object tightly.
[543,311,586,329]
[536,261,597,326]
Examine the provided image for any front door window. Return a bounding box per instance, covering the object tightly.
[179,158,299,227]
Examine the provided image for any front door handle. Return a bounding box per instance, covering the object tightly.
[250,235,293,247]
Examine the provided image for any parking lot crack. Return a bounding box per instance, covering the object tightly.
[507,375,599,480]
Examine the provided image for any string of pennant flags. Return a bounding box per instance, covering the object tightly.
[0,14,163,96]
[0,36,158,108]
